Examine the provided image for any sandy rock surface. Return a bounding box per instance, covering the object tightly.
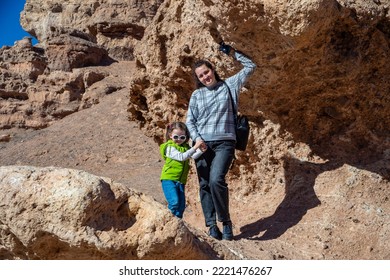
[0,165,212,260]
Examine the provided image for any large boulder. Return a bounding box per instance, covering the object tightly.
[0,166,210,259]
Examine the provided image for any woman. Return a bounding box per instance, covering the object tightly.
[186,43,256,240]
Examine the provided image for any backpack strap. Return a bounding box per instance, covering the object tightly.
[222,81,238,125]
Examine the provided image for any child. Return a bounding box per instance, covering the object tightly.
[160,122,205,218]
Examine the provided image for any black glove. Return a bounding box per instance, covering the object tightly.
[219,41,232,55]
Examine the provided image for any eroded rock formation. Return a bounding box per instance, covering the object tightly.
[127,1,390,260]
[20,0,164,60]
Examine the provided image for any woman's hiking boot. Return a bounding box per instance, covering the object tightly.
[209,224,222,240]
[222,221,233,241]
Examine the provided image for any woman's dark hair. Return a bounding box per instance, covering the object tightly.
[192,60,222,89]
[165,122,191,142]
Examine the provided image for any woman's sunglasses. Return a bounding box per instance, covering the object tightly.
[172,134,187,141]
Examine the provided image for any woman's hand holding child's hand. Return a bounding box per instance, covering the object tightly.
[200,143,208,152]
[191,140,207,160]
[193,140,203,150]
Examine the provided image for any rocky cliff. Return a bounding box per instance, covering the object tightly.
[0,0,389,259]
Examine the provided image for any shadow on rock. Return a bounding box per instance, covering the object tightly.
[236,156,339,240]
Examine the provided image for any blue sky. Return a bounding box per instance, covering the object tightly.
[0,0,38,48]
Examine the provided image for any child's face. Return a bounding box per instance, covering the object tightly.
[170,128,187,144]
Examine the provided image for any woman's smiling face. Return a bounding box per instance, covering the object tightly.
[195,64,217,88]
